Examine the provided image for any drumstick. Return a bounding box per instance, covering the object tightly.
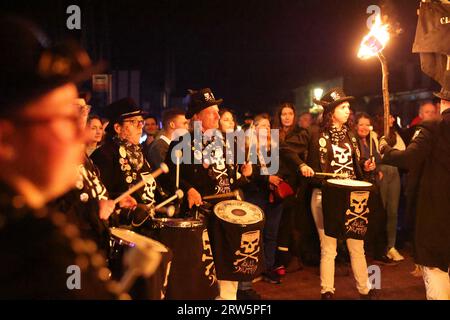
[154,189,184,210]
[175,150,182,189]
[314,172,349,178]
[369,126,374,161]
[113,163,169,205]
[202,190,240,201]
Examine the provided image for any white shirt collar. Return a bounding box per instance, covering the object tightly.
[160,134,171,145]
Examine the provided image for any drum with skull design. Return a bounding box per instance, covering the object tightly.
[207,200,265,281]
[322,179,374,240]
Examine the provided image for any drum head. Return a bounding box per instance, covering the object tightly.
[152,218,204,228]
[327,178,372,187]
[213,200,263,225]
[110,227,168,252]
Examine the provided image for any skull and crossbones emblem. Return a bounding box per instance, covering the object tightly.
[331,143,353,173]
[234,230,260,265]
[345,191,370,226]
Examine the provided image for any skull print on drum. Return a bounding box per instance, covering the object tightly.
[322,179,373,240]
[208,200,265,281]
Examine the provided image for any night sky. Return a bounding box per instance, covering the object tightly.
[2,0,421,113]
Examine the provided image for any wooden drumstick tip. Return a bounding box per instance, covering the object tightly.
[159,163,169,174]
[175,189,184,199]
[174,150,183,159]
[166,205,175,217]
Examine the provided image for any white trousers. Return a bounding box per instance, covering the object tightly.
[216,280,238,300]
[422,266,450,300]
[311,188,371,295]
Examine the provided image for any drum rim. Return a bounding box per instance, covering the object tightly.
[326,178,373,187]
[110,227,169,252]
[213,200,264,225]
[152,217,204,228]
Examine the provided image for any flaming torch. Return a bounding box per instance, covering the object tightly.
[358,14,391,137]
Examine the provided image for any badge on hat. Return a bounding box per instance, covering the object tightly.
[330,91,341,101]
[204,92,215,101]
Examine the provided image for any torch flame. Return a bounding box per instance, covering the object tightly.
[358,14,390,59]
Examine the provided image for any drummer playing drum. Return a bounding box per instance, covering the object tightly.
[283,87,378,299]
[165,88,254,300]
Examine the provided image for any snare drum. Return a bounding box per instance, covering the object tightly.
[322,179,373,240]
[209,200,265,282]
[109,227,172,300]
[152,218,219,300]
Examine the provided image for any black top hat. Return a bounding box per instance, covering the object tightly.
[313,87,354,115]
[185,88,223,119]
[433,87,450,101]
[101,98,147,124]
[0,16,105,116]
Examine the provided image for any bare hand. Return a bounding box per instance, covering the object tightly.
[187,188,203,209]
[269,175,283,187]
[241,163,253,177]
[98,200,116,220]
[118,195,138,210]
[364,159,376,172]
[300,165,315,177]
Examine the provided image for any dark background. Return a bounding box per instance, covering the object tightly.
[0,0,434,116]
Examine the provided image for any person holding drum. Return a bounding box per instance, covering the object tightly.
[0,16,118,299]
[165,88,257,300]
[303,88,377,299]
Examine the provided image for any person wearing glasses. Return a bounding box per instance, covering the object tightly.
[0,16,117,299]
[51,98,137,255]
[91,98,167,230]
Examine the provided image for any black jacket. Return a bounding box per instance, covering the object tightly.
[91,138,165,205]
[0,183,116,299]
[165,132,249,208]
[51,155,110,253]
[307,125,367,188]
[382,109,450,271]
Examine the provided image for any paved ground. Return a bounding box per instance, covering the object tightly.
[253,252,426,300]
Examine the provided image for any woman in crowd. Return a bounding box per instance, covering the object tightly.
[375,114,406,262]
[273,103,304,275]
[354,112,397,265]
[243,113,285,284]
[86,114,104,156]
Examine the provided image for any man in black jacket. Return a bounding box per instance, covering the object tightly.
[380,87,450,300]
[165,88,255,300]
